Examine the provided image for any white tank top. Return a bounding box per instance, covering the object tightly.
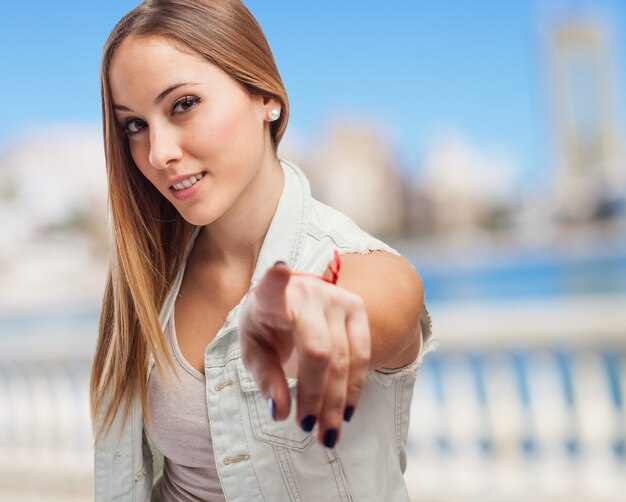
[147,307,226,501]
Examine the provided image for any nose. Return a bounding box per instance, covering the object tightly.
[148,124,183,169]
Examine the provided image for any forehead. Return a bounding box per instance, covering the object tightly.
[110,35,202,80]
[108,35,218,100]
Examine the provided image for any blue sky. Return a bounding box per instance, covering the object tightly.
[1,0,624,183]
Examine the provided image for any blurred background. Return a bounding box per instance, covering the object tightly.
[1,0,625,500]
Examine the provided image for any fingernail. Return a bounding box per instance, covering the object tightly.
[274,260,287,267]
[323,429,338,448]
[301,415,316,432]
[344,406,354,422]
[267,397,276,420]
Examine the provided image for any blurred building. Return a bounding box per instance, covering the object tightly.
[546,16,626,220]
[303,120,407,238]
[281,121,527,244]
[418,131,521,239]
[0,126,108,311]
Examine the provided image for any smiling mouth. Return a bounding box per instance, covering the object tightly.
[170,172,206,191]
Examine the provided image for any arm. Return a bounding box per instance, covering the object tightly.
[332,251,423,371]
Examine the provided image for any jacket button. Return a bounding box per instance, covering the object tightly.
[214,380,234,391]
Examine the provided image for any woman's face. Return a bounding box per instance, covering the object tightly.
[109,35,279,226]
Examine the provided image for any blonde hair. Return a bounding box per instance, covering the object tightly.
[90,0,289,441]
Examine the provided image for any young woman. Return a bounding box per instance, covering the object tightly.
[90,1,432,500]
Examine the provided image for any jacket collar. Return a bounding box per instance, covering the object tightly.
[249,159,311,287]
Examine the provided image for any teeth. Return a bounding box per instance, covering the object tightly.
[172,173,204,191]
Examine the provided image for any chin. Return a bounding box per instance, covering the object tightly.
[171,191,234,227]
[176,205,221,227]
[180,213,214,227]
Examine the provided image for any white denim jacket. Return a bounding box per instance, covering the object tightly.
[94,160,432,501]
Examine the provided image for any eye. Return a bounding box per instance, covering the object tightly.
[123,118,146,136]
[172,95,201,115]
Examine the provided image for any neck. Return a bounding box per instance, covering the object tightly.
[194,155,284,270]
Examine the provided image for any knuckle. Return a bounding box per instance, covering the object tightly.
[324,398,346,418]
[260,310,294,331]
[302,339,332,365]
[351,350,370,369]
[292,278,315,298]
[345,292,365,311]
[329,356,350,376]
[298,388,324,408]
[348,375,367,397]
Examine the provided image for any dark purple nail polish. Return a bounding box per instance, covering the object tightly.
[301,415,316,432]
[323,429,338,448]
[344,406,354,422]
[267,397,276,420]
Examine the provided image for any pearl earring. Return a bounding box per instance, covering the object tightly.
[268,108,281,121]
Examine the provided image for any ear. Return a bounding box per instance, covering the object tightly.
[259,95,282,123]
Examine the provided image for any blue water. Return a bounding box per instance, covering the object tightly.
[1,245,625,332]
[0,306,100,337]
[411,244,626,304]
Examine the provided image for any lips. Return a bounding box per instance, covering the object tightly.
[168,171,207,201]
[169,171,206,191]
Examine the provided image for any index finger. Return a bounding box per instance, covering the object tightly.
[293,309,332,432]
[253,261,292,314]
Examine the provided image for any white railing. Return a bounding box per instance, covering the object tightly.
[0,345,624,500]
[406,349,626,501]
[0,358,93,501]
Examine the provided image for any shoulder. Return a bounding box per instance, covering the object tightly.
[336,251,423,315]
[307,197,399,255]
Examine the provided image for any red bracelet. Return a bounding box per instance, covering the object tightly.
[292,249,341,285]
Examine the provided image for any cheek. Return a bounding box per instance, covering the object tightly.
[128,142,155,181]
[193,103,263,161]
[208,110,241,145]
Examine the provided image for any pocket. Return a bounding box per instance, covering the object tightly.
[237,358,316,451]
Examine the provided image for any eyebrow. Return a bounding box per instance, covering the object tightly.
[113,82,199,112]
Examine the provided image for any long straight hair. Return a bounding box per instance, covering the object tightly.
[90,0,289,441]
